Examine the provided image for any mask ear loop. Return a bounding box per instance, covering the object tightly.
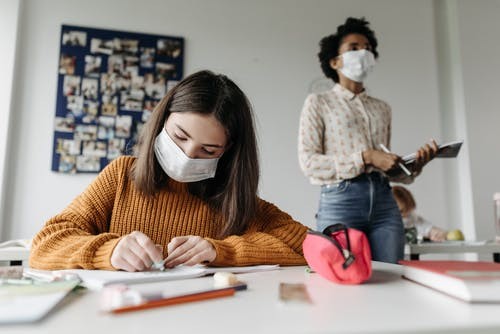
[322,224,356,269]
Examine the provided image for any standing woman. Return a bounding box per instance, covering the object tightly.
[31,70,307,271]
[298,17,437,263]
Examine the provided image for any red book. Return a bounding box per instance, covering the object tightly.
[399,260,500,303]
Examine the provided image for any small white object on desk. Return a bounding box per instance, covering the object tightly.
[0,239,31,265]
[213,272,238,287]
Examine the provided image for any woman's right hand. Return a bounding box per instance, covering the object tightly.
[362,149,401,172]
[110,231,163,272]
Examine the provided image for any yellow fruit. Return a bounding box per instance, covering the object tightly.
[446,229,465,241]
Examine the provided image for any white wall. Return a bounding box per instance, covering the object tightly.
[433,0,475,243]
[2,0,448,240]
[0,0,21,241]
[456,0,500,240]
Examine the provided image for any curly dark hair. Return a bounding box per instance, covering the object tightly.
[318,17,379,83]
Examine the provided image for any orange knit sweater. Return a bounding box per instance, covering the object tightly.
[30,156,308,270]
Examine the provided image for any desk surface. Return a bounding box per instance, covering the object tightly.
[408,241,500,254]
[3,262,500,334]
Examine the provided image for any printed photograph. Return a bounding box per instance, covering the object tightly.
[97,116,115,140]
[62,30,87,47]
[120,89,144,111]
[116,74,131,92]
[82,100,99,123]
[107,138,126,160]
[54,116,75,133]
[84,55,101,77]
[97,125,115,140]
[59,54,76,75]
[140,47,155,68]
[59,155,77,173]
[157,39,182,58]
[98,115,116,128]
[113,38,139,55]
[100,73,118,95]
[144,73,165,99]
[56,139,81,156]
[101,95,118,116]
[131,75,144,91]
[115,115,133,138]
[63,75,81,96]
[81,78,98,100]
[76,155,101,172]
[82,141,107,157]
[90,38,113,55]
[108,55,124,74]
[124,56,139,76]
[66,95,84,115]
[74,124,98,141]
[156,62,177,80]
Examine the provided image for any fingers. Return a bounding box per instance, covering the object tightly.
[430,227,447,242]
[165,236,216,268]
[110,231,164,272]
[165,236,201,267]
[132,231,163,263]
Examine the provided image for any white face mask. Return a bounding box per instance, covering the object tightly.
[154,128,220,183]
[339,49,376,83]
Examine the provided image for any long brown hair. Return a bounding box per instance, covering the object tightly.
[132,70,259,237]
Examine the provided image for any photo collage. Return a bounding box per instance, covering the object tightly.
[52,25,184,173]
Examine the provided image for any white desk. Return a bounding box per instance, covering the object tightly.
[3,262,500,334]
[407,241,500,262]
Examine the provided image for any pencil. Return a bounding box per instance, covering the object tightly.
[111,287,236,314]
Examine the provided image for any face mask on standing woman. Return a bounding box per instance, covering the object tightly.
[339,49,376,83]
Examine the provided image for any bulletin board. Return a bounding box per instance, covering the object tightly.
[52,24,184,173]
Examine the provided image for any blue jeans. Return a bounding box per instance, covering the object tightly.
[316,172,404,264]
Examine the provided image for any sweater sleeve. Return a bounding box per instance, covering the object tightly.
[29,157,130,270]
[205,199,308,266]
[298,94,365,182]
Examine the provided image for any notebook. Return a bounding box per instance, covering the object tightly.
[402,140,463,163]
[0,279,80,324]
[400,260,500,303]
[25,264,279,291]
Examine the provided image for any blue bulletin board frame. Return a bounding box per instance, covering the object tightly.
[52,24,184,173]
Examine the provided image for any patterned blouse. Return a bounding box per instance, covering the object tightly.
[298,83,411,185]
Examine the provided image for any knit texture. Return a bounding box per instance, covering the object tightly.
[30,156,308,270]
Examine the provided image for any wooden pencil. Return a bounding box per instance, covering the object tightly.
[112,288,236,314]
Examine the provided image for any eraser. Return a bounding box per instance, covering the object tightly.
[213,272,238,287]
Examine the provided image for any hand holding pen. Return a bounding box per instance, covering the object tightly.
[362,146,408,175]
[379,144,412,176]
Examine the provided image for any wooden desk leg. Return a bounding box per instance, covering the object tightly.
[10,260,22,266]
[494,253,500,263]
[410,254,420,260]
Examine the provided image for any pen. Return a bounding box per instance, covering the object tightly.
[111,286,238,314]
[379,144,412,176]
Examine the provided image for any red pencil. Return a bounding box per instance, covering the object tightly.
[112,287,236,314]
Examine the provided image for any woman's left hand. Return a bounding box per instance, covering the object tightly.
[411,139,438,175]
[164,235,217,268]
